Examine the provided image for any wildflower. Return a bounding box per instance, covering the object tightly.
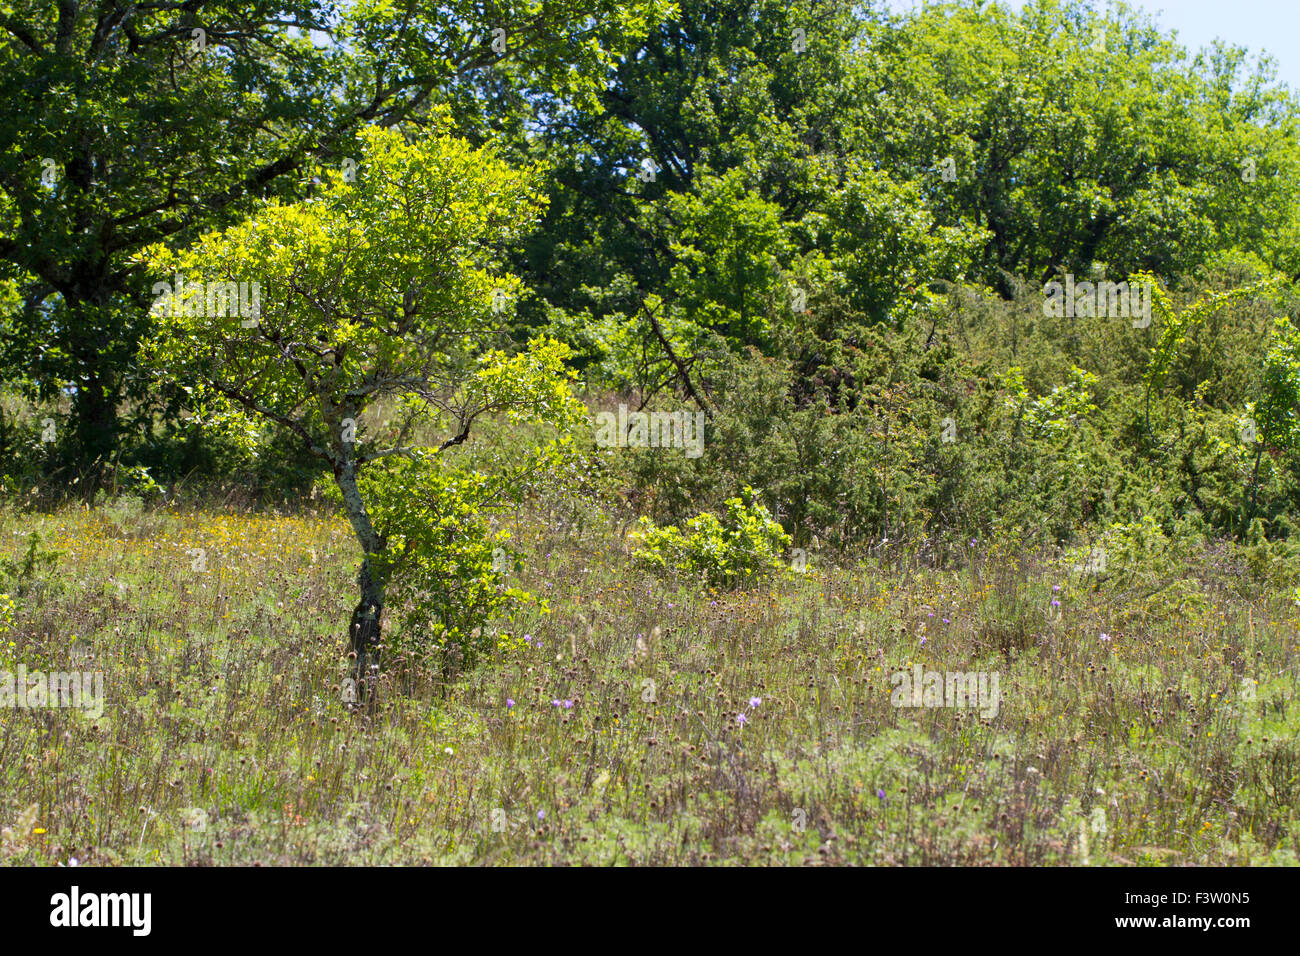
[919,636,926,645]
[443,747,454,756]
[749,696,761,708]
[736,713,747,725]
[1052,585,1061,592]
[877,789,886,800]
[1051,600,1060,607]
[942,618,950,624]
[537,810,546,820]
[551,699,562,707]
[523,634,532,643]
[506,698,515,709]
[1100,633,1111,642]
[563,699,574,709]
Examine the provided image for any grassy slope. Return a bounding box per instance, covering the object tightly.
[0,501,1297,865]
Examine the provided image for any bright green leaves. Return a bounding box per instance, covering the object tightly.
[1253,317,1300,453]
[1137,271,1277,424]
[632,488,792,589]
[658,168,791,349]
[142,125,548,459]
[142,124,584,664]
[862,1,1300,286]
[467,337,585,431]
[358,455,527,674]
[816,159,985,323]
[342,0,673,122]
[1006,365,1099,441]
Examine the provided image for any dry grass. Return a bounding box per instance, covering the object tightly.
[0,500,1297,865]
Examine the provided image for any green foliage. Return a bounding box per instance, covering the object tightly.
[359,457,531,677]
[1137,272,1275,431]
[632,489,792,588]
[1253,317,1300,453]
[1006,364,1099,440]
[0,530,59,601]
[141,122,546,451]
[140,123,587,682]
[0,0,668,486]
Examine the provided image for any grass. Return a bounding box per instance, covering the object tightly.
[0,498,1297,865]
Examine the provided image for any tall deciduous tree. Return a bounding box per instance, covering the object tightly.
[0,0,666,485]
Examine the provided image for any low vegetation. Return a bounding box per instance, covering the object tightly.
[0,501,1295,865]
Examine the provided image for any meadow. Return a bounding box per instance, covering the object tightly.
[1,498,1296,866]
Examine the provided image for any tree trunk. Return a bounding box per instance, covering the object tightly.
[332,451,386,706]
[72,374,118,492]
[1244,442,1266,535]
[56,291,123,495]
[348,558,385,703]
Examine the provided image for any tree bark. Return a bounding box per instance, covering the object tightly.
[71,372,118,491]
[348,558,385,703]
[333,452,386,705]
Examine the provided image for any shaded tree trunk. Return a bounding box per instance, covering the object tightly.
[71,372,118,489]
[348,558,384,702]
[333,452,386,705]
[51,290,126,495]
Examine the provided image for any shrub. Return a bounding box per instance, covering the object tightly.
[632,489,791,588]
[358,456,538,679]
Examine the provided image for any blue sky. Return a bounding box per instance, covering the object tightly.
[885,1,1300,93]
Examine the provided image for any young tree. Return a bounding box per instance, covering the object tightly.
[141,124,582,699]
[0,0,665,484]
